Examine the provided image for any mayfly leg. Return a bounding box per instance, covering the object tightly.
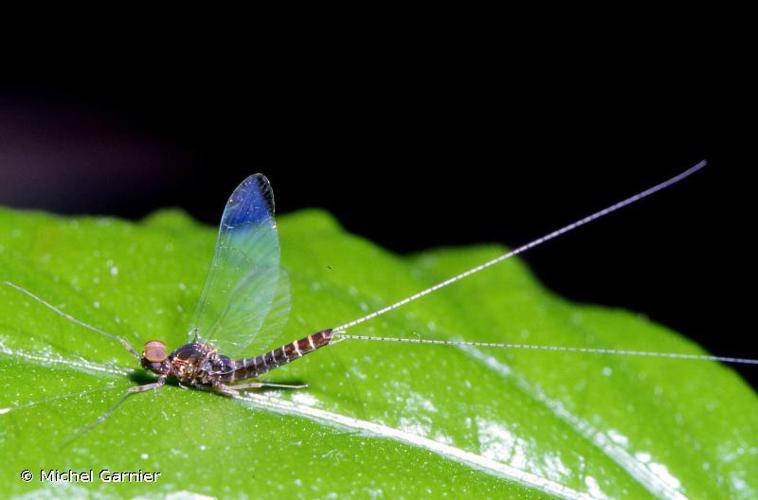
[101,377,167,421]
[63,376,167,447]
[232,381,308,390]
[212,381,308,398]
[3,280,140,360]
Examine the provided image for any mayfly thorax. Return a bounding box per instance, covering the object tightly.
[5,159,756,439]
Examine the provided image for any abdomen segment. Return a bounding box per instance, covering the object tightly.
[224,329,334,382]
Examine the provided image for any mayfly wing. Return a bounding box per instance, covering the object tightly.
[190,174,291,358]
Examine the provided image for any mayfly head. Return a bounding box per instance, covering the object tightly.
[141,340,171,375]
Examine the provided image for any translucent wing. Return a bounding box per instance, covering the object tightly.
[190,174,290,358]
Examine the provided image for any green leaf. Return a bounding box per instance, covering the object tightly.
[0,207,755,499]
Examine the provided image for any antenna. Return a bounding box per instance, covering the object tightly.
[3,281,141,360]
[333,160,707,333]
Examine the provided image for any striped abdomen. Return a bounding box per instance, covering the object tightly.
[223,329,333,382]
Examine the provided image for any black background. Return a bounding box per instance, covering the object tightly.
[1,52,755,388]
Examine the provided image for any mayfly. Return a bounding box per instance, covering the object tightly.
[4,160,756,435]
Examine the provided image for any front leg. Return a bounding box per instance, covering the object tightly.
[65,376,167,446]
[98,377,168,423]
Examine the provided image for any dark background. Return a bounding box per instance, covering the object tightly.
[0,64,754,387]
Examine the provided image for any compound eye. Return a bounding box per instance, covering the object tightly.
[143,340,167,363]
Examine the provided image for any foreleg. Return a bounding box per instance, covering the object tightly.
[64,377,166,446]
